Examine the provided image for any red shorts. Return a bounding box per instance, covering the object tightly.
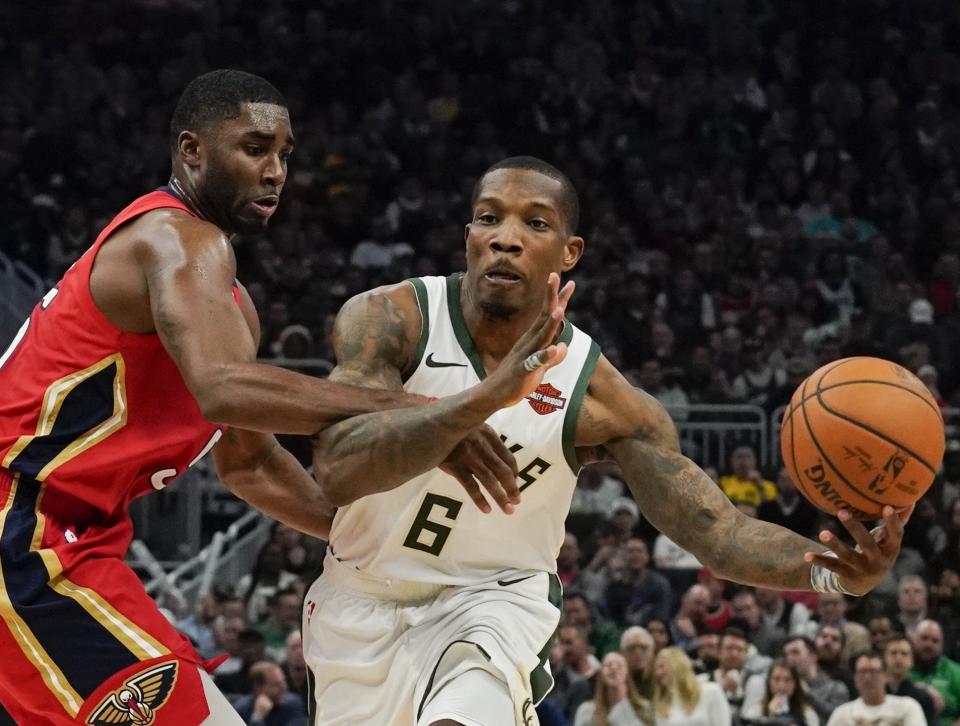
[0,470,217,724]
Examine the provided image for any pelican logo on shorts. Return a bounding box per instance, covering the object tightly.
[526,383,566,415]
[867,453,907,495]
[86,661,178,726]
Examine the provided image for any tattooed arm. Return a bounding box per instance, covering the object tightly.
[575,356,906,595]
[312,274,573,508]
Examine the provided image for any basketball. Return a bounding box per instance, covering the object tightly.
[780,357,945,519]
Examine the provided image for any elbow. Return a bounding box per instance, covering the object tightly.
[193,368,240,424]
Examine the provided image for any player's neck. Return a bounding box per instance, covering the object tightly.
[167,175,235,238]
[460,287,541,361]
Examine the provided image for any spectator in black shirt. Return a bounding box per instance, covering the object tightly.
[883,633,938,725]
[757,468,820,539]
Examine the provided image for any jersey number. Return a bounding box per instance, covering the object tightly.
[402,493,462,557]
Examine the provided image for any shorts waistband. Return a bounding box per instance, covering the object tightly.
[322,551,448,602]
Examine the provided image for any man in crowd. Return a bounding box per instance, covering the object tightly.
[697,626,753,720]
[815,593,871,665]
[233,661,307,726]
[826,652,925,726]
[898,575,930,637]
[620,626,656,698]
[719,445,778,508]
[609,538,672,627]
[783,635,851,721]
[563,591,622,660]
[731,587,787,657]
[257,587,302,661]
[815,624,855,693]
[883,632,938,724]
[910,619,960,725]
[670,583,711,653]
[755,587,813,637]
[692,632,721,675]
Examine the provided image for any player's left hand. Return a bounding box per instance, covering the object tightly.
[803,505,913,596]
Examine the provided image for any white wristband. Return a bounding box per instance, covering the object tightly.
[810,550,858,596]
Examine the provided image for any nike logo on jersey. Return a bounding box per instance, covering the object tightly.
[497,574,537,587]
[426,353,468,368]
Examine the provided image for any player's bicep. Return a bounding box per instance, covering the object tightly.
[328,284,420,393]
[143,222,256,393]
[574,355,680,457]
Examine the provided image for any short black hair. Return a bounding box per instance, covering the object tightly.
[170,69,286,152]
[472,156,580,234]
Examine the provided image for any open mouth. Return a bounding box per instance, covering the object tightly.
[484,271,522,284]
[249,196,279,216]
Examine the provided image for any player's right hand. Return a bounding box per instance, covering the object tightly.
[482,272,575,408]
[440,423,520,514]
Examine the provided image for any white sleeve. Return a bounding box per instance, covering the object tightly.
[702,682,732,726]
[573,701,594,726]
[825,702,848,726]
[902,697,926,726]
[740,674,766,718]
[609,700,647,726]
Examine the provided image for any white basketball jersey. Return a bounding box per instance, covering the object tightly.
[327,274,601,585]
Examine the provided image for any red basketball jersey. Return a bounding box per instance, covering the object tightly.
[0,190,223,522]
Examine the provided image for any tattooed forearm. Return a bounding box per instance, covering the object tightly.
[312,388,498,506]
[606,436,828,591]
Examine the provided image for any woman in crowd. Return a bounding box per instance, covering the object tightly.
[574,651,652,726]
[741,659,820,726]
[653,647,730,726]
[646,619,673,653]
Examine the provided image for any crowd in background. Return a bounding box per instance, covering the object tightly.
[6,0,960,723]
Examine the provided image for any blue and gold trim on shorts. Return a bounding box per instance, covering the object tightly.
[0,474,168,717]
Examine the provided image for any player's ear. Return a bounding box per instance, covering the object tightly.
[177,130,202,168]
[464,223,471,243]
[561,236,584,272]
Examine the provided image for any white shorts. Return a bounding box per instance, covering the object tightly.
[302,553,562,726]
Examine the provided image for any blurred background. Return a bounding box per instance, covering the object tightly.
[3,1,960,723]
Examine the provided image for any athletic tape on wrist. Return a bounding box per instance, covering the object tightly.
[809,550,858,596]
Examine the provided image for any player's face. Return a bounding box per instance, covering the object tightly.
[200,102,294,234]
[464,168,583,319]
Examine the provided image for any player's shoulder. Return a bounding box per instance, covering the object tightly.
[338,280,420,321]
[128,207,232,265]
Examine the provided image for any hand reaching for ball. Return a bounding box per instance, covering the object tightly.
[803,504,914,596]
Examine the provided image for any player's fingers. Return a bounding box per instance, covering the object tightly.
[480,425,519,476]
[470,460,514,514]
[449,468,491,514]
[478,437,520,502]
[815,527,859,566]
[896,504,914,526]
[836,509,882,559]
[878,505,907,557]
[557,280,575,316]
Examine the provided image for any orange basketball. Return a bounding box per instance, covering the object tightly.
[780,357,945,519]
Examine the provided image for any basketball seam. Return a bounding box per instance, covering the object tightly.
[788,378,819,508]
[786,379,942,420]
[813,389,937,474]
[799,379,888,510]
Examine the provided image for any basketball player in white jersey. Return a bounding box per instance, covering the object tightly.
[302,157,909,726]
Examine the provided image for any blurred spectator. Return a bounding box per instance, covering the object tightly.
[238,542,300,624]
[570,462,625,519]
[211,614,247,683]
[756,588,813,639]
[813,624,855,695]
[647,619,674,654]
[883,633,938,725]
[557,532,582,587]
[638,358,691,422]
[696,626,752,720]
[281,631,309,717]
[813,594,871,668]
[866,615,895,653]
[757,469,819,539]
[653,647,731,726]
[692,632,720,676]
[732,588,787,658]
[653,531,702,610]
[605,538,673,628]
[719,446,778,508]
[233,661,307,726]
[730,338,787,411]
[699,569,733,633]
[557,624,602,705]
[563,591,622,661]
[621,626,656,699]
[909,619,960,725]
[670,584,710,654]
[741,659,820,726]
[783,636,850,722]
[897,575,929,637]
[257,587,301,661]
[216,626,268,695]
[826,652,925,726]
[574,651,652,726]
[176,590,223,659]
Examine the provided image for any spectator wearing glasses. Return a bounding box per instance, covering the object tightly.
[825,653,925,726]
[621,626,657,699]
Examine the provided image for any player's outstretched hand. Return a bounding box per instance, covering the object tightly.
[482,272,574,408]
[803,505,913,596]
[440,424,520,514]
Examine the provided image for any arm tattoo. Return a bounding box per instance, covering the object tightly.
[606,436,826,591]
[313,288,493,505]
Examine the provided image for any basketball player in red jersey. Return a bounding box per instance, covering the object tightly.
[0,71,563,724]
